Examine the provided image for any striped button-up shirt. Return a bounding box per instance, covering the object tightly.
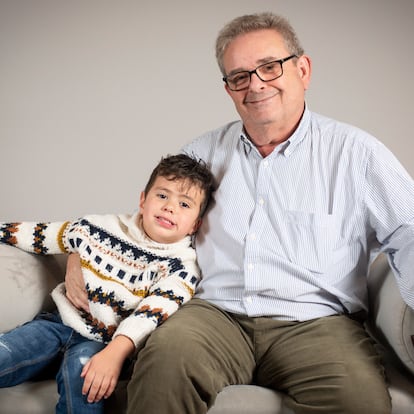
[183,108,414,321]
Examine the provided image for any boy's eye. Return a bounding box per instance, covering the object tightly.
[180,201,190,209]
[157,193,167,199]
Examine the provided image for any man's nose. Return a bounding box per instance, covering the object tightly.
[248,71,266,89]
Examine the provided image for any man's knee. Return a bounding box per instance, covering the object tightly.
[132,311,202,382]
[276,316,391,413]
[340,360,391,414]
[284,375,391,414]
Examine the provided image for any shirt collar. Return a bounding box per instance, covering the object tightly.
[239,105,311,158]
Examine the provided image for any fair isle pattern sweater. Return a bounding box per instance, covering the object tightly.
[0,212,200,346]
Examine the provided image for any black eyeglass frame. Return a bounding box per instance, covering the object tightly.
[222,54,298,91]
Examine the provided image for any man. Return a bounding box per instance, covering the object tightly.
[66,12,414,413]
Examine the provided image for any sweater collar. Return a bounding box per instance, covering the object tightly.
[121,211,193,252]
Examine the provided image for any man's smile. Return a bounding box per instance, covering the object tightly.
[244,91,279,105]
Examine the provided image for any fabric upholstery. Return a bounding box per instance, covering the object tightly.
[367,254,414,375]
[0,244,413,414]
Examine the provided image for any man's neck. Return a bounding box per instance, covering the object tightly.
[244,106,305,157]
[244,124,293,157]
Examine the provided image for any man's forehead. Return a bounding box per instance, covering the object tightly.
[224,30,287,68]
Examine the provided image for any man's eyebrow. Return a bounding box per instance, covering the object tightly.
[257,56,279,65]
[227,56,279,75]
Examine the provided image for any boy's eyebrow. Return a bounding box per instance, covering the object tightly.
[154,186,198,204]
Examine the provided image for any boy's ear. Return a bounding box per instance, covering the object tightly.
[190,218,202,235]
[139,191,146,211]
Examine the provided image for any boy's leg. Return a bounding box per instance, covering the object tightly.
[253,315,391,414]
[126,298,256,414]
[56,334,106,414]
[0,312,69,386]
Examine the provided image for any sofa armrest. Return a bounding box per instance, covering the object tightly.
[367,253,414,375]
[0,244,67,333]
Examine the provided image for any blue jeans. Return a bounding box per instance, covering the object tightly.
[0,311,106,414]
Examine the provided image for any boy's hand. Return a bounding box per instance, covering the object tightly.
[81,348,121,402]
[81,335,135,403]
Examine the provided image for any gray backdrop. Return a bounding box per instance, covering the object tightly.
[1,0,413,221]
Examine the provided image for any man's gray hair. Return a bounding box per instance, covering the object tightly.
[215,12,305,76]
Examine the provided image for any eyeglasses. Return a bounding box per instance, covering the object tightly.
[222,54,297,91]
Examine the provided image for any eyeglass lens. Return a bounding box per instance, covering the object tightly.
[224,55,297,91]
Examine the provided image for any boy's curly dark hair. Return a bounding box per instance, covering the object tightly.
[144,154,215,217]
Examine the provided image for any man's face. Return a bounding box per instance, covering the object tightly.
[222,29,311,135]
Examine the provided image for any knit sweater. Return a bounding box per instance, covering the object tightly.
[0,212,200,346]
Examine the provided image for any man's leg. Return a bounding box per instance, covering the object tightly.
[252,315,391,414]
[126,299,255,414]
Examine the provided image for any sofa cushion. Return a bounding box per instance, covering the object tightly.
[0,244,65,333]
[0,381,58,414]
[208,385,283,414]
[368,254,414,375]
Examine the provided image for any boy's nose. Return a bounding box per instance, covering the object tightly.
[162,202,174,213]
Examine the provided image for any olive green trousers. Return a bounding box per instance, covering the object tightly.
[127,298,391,414]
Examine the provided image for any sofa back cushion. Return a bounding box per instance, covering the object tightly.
[0,244,66,332]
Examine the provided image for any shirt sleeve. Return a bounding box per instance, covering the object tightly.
[364,140,414,308]
[0,221,70,255]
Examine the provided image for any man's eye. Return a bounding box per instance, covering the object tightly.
[231,72,249,84]
[262,62,277,73]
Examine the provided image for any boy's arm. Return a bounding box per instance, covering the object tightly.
[81,335,134,403]
[114,260,200,347]
[1,221,91,311]
[0,221,69,255]
[81,258,199,402]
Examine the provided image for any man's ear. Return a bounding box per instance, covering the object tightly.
[297,54,312,90]
[224,83,232,97]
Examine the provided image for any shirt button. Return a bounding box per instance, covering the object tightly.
[258,198,264,205]
[247,263,254,270]
[246,296,253,303]
[250,233,256,240]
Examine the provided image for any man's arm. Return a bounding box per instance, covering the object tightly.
[65,253,90,312]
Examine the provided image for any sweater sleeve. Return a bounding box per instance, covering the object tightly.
[113,257,200,347]
[0,221,70,255]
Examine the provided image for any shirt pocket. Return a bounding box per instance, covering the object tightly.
[283,211,335,274]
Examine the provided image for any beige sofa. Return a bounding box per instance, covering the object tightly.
[0,244,413,413]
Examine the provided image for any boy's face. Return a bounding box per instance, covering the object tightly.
[139,175,204,244]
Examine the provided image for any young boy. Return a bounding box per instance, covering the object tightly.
[0,153,214,414]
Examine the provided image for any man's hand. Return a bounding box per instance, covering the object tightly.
[65,253,89,312]
[81,335,135,403]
